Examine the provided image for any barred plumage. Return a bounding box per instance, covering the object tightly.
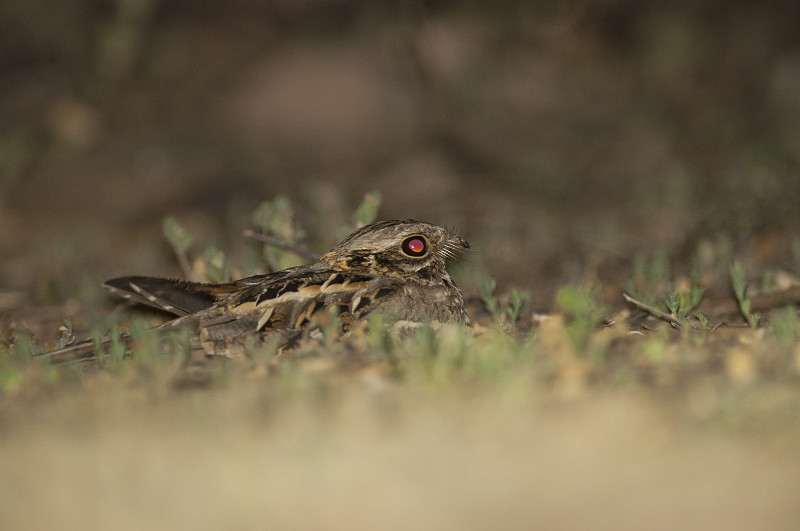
[45,220,469,361]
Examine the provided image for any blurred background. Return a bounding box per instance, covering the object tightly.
[2,0,799,312]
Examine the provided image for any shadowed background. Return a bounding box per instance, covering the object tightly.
[2,0,799,308]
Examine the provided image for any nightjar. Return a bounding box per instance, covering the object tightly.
[95,219,469,358]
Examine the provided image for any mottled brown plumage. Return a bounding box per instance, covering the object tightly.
[104,220,469,356]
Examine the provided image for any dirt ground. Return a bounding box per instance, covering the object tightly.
[2,2,800,529]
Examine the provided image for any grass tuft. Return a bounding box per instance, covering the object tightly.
[731,260,760,328]
[556,284,606,352]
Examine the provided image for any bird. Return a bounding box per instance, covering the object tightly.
[44,220,469,362]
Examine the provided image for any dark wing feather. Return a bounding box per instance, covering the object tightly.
[104,276,246,316]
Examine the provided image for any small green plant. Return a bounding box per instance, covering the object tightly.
[55,318,74,349]
[336,191,382,241]
[506,288,531,324]
[628,250,704,322]
[625,265,707,329]
[664,282,705,323]
[203,245,231,283]
[556,284,606,352]
[479,279,531,325]
[252,195,297,240]
[731,260,759,328]
[91,327,105,368]
[480,277,501,322]
[351,190,381,227]
[681,283,705,314]
[665,292,680,315]
[628,249,671,305]
[251,195,305,272]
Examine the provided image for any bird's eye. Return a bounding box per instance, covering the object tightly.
[401,236,428,257]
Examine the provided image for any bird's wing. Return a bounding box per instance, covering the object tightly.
[104,276,249,316]
[173,270,403,355]
[218,270,379,330]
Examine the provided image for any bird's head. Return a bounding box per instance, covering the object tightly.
[320,220,469,283]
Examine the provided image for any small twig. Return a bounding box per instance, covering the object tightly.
[623,293,692,329]
[241,229,320,261]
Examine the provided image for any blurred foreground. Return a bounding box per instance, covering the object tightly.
[3,368,799,530]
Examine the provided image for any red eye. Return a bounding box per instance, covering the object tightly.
[402,236,428,257]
